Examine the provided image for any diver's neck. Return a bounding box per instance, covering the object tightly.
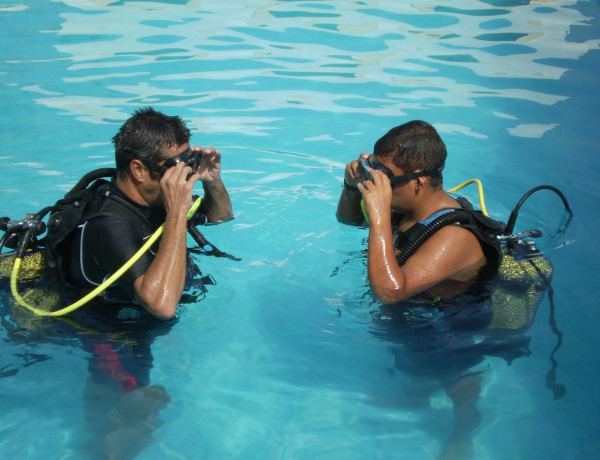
[399,189,457,225]
[115,175,151,207]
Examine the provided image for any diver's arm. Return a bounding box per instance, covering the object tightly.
[359,170,410,302]
[195,146,234,223]
[336,153,369,225]
[133,163,196,319]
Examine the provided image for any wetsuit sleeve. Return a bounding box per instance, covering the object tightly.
[82,215,155,298]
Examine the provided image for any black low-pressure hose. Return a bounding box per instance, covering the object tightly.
[16,229,35,259]
[396,210,475,266]
[0,232,9,254]
[185,194,240,262]
[187,223,212,251]
[33,206,54,223]
[187,222,241,261]
[505,185,573,235]
[65,168,116,198]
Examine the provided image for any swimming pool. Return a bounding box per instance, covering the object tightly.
[1,1,599,459]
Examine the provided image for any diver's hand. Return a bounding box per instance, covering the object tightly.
[358,168,392,228]
[336,153,369,225]
[160,161,199,216]
[344,152,370,189]
[192,146,233,223]
[194,146,222,183]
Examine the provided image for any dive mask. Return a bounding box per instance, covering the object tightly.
[360,156,444,185]
[141,148,203,177]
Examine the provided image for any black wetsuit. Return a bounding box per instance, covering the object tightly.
[64,180,205,300]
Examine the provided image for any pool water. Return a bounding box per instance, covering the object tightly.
[1,1,599,459]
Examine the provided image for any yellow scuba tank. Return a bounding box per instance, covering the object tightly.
[0,250,47,280]
[488,242,553,331]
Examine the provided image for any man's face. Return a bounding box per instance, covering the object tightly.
[145,142,191,207]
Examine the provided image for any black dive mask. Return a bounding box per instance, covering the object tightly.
[141,148,203,177]
[360,156,444,185]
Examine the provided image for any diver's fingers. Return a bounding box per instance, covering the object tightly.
[371,169,391,188]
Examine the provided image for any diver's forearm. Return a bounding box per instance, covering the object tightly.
[201,178,234,223]
[134,212,188,318]
[336,186,364,225]
[367,222,408,303]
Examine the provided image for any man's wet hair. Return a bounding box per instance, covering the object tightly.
[113,107,191,175]
[374,120,446,189]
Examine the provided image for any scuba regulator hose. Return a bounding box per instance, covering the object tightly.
[505,185,573,236]
[10,196,204,317]
[395,209,479,266]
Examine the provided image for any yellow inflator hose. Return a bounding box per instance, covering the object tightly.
[446,178,489,216]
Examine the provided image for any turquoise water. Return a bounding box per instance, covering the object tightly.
[1,1,599,459]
